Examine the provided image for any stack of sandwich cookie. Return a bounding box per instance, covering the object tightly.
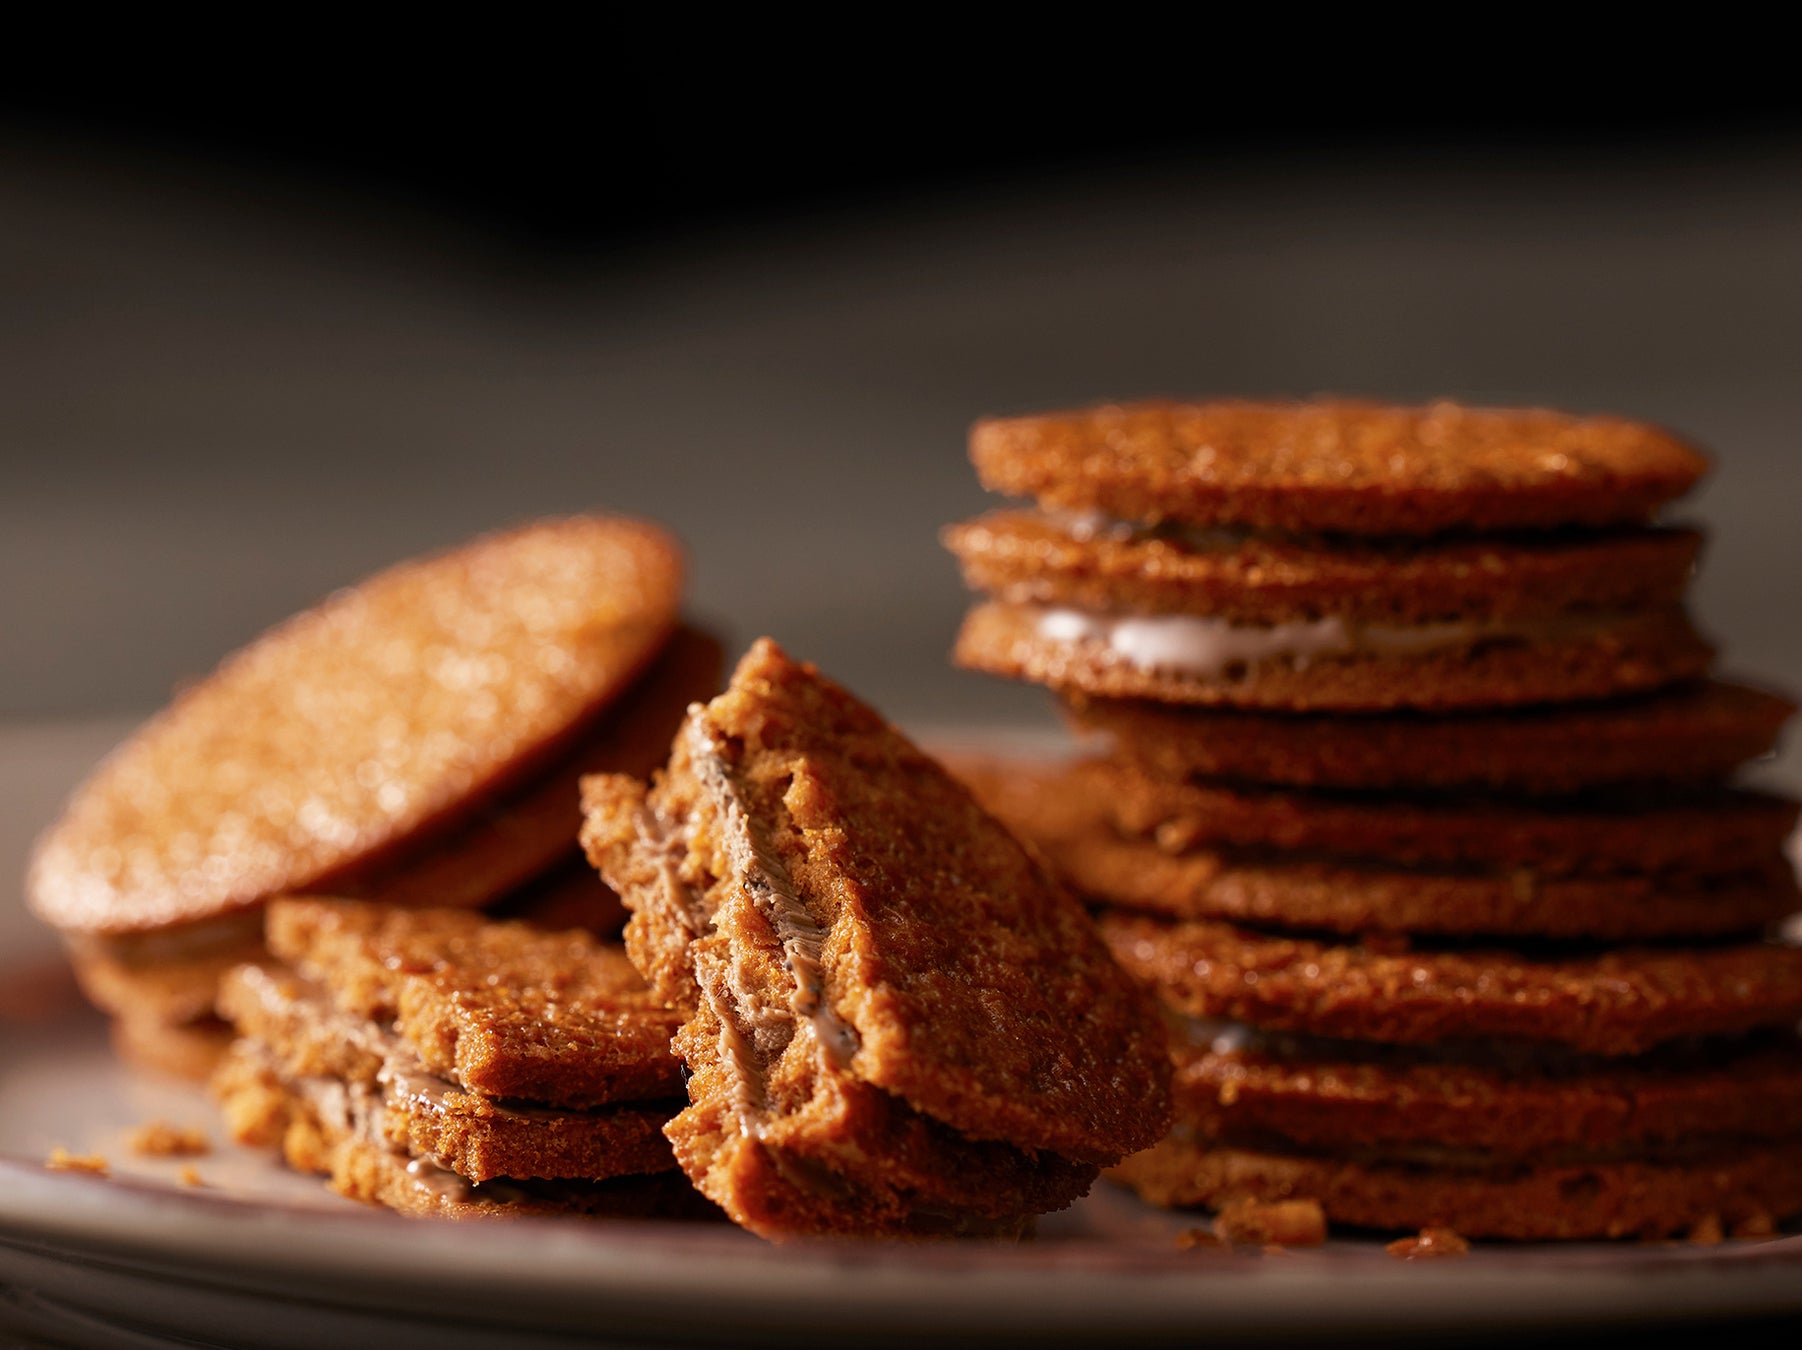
[946,398,1802,1240]
[581,639,1172,1240]
[214,899,710,1220]
[26,517,720,1078]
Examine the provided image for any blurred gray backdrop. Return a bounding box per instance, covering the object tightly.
[4,136,1799,775]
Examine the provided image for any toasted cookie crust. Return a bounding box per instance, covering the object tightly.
[1065,681,1795,792]
[946,510,1702,624]
[1165,1029,1802,1156]
[972,400,1709,535]
[1101,913,1802,1055]
[29,516,685,936]
[955,599,1713,711]
[1108,1134,1802,1240]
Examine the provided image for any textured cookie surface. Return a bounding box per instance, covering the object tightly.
[956,600,1713,712]
[946,510,1701,624]
[266,899,682,1108]
[972,400,1709,534]
[582,639,1170,1237]
[1066,681,1795,792]
[29,516,685,936]
[1102,913,1802,1055]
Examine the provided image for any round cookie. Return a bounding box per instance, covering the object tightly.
[28,516,685,937]
[1095,761,1799,881]
[956,600,1714,712]
[954,755,1800,941]
[1165,1026,1802,1156]
[971,399,1710,536]
[1100,913,1802,1055]
[1109,1134,1802,1241]
[945,510,1702,624]
[1065,680,1796,793]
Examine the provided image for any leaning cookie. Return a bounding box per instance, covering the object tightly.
[27,517,715,1077]
[581,638,1171,1239]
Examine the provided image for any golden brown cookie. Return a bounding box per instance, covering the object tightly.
[265,899,683,1109]
[29,515,687,938]
[946,510,1701,624]
[1065,680,1796,793]
[1109,1133,1802,1241]
[582,638,1171,1238]
[955,598,1713,712]
[971,400,1710,535]
[1102,913,1802,1056]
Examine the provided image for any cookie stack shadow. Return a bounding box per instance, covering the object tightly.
[946,399,1802,1240]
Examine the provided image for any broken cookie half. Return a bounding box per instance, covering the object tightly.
[213,898,710,1220]
[581,638,1172,1239]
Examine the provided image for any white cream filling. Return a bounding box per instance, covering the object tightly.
[1034,606,1618,679]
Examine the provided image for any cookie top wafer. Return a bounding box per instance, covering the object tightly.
[266,899,682,1108]
[972,400,1709,535]
[1066,680,1796,793]
[1102,913,1802,1055]
[28,516,684,936]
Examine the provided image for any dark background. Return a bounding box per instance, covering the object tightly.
[5,69,1801,758]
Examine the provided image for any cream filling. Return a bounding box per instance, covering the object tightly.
[648,721,864,1139]
[1033,605,1626,679]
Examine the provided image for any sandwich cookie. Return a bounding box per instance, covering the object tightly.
[951,400,1714,711]
[581,639,1171,1239]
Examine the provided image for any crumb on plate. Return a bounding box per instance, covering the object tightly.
[128,1120,211,1157]
[1386,1227,1471,1260]
[45,1147,108,1175]
[1214,1197,1327,1247]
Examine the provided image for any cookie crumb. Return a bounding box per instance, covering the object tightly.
[1686,1214,1724,1246]
[177,1165,205,1187]
[1387,1227,1471,1260]
[45,1147,108,1175]
[128,1120,210,1157]
[1176,1227,1226,1251]
[1731,1212,1777,1240]
[1214,1198,1327,1247]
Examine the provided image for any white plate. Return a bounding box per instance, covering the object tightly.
[4,721,1802,1347]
